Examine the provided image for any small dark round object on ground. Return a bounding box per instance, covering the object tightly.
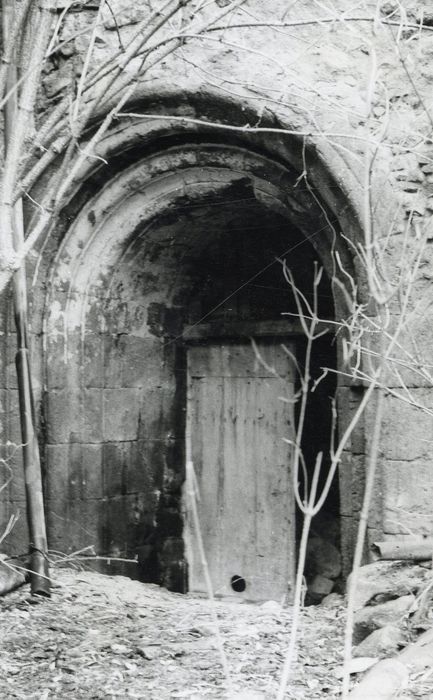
[231,575,246,592]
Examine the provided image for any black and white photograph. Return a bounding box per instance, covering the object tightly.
[0,1,433,697]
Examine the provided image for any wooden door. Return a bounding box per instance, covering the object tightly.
[185,340,295,602]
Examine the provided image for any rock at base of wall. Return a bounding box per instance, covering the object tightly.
[321,592,344,607]
[348,658,409,700]
[310,574,334,596]
[348,560,430,611]
[306,537,342,580]
[353,624,406,659]
[306,574,336,605]
[353,595,414,643]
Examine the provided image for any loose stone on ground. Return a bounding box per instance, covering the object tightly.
[1,565,433,698]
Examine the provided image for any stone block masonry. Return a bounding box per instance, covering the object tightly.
[1,0,433,589]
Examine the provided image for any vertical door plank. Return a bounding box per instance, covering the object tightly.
[185,340,295,602]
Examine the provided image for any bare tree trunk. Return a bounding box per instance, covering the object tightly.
[2,0,50,596]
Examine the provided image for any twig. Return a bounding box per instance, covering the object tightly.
[185,459,234,697]
[276,452,322,699]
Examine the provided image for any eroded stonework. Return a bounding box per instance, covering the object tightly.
[1,0,433,592]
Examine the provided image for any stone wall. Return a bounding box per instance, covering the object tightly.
[1,0,433,583]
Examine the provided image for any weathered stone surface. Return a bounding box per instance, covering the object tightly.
[339,452,366,518]
[352,627,433,700]
[309,574,334,597]
[102,388,141,441]
[103,335,169,389]
[101,0,146,29]
[373,392,433,461]
[348,658,409,700]
[419,560,432,569]
[340,514,361,579]
[382,460,433,536]
[409,583,433,630]
[321,592,344,607]
[46,389,103,443]
[43,63,74,98]
[1,389,22,448]
[353,624,406,658]
[336,387,365,454]
[46,442,104,501]
[348,561,431,610]
[46,491,151,558]
[306,537,341,580]
[353,596,414,643]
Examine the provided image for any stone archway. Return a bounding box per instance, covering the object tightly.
[15,83,369,591]
[37,137,345,594]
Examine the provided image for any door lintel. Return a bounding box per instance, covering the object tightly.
[182,318,326,343]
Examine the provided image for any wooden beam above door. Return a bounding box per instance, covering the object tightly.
[182,318,333,341]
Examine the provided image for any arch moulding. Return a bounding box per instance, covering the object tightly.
[25,95,368,582]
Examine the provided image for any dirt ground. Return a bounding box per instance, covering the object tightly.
[0,566,348,699]
[0,566,431,699]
